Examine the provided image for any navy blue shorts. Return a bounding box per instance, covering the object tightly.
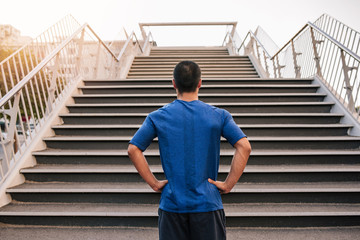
[158,208,226,240]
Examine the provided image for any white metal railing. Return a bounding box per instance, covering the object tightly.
[222,26,243,55]
[238,14,360,122]
[143,31,155,54]
[118,31,143,59]
[0,15,143,182]
[139,22,237,48]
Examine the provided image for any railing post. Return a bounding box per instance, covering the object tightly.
[76,28,85,76]
[272,59,277,78]
[275,56,285,78]
[46,53,60,115]
[93,41,102,79]
[0,91,21,173]
[0,159,3,179]
[255,43,261,61]
[310,27,323,78]
[244,37,254,55]
[340,50,357,110]
[262,51,270,77]
[291,40,302,78]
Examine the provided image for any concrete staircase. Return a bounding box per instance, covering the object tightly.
[1,47,360,238]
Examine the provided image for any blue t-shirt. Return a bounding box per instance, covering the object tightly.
[129,99,246,213]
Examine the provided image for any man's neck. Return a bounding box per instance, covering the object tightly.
[177,91,199,102]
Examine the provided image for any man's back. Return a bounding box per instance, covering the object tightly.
[130,99,246,213]
[128,60,251,239]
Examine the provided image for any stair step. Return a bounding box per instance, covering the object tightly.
[83,78,314,86]
[32,149,360,165]
[72,93,327,103]
[20,164,360,183]
[127,72,258,76]
[79,85,319,94]
[0,203,359,227]
[129,68,258,72]
[150,51,229,53]
[134,55,249,59]
[150,50,229,53]
[66,102,333,114]
[59,113,343,124]
[7,182,360,204]
[150,47,228,50]
[0,225,358,240]
[132,61,252,65]
[130,65,253,69]
[22,164,360,173]
[127,72,259,80]
[52,123,351,136]
[126,74,260,79]
[42,136,360,150]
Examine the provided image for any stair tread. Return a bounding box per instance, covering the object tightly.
[72,93,327,97]
[1,203,359,216]
[66,102,334,107]
[0,226,358,240]
[129,71,258,74]
[132,62,253,65]
[129,68,257,70]
[44,136,360,141]
[134,55,248,58]
[79,84,319,89]
[32,149,360,156]
[7,182,360,193]
[83,78,313,82]
[21,164,360,173]
[52,123,351,129]
[127,75,260,78]
[59,113,342,117]
[130,65,254,68]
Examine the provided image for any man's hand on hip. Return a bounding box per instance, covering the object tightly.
[208,138,251,194]
[151,180,168,193]
[208,178,231,194]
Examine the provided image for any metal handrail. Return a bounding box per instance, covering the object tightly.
[0,24,84,108]
[0,15,79,66]
[142,31,155,53]
[270,22,360,61]
[0,18,128,183]
[117,31,143,60]
[239,21,360,63]
[86,25,120,61]
[238,31,272,59]
[222,32,239,55]
[238,14,360,123]
[139,21,237,38]
[0,23,123,108]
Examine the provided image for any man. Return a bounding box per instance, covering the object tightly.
[128,61,251,240]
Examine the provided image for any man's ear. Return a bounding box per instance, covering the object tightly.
[172,79,177,89]
[197,79,202,89]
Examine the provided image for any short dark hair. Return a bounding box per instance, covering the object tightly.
[173,61,201,94]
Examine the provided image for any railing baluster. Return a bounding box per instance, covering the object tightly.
[310,27,323,78]
[0,16,126,181]
[236,14,360,122]
[27,46,45,119]
[291,40,301,78]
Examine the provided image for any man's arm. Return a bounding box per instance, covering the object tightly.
[128,143,168,192]
[208,137,251,194]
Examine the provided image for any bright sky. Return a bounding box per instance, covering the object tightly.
[1,0,360,47]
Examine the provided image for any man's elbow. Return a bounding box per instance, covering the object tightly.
[245,141,252,155]
[235,138,252,154]
[127,144,140,158]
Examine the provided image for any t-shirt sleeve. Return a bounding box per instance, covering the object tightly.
[129,115,157,151]
[221,110,247,147]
